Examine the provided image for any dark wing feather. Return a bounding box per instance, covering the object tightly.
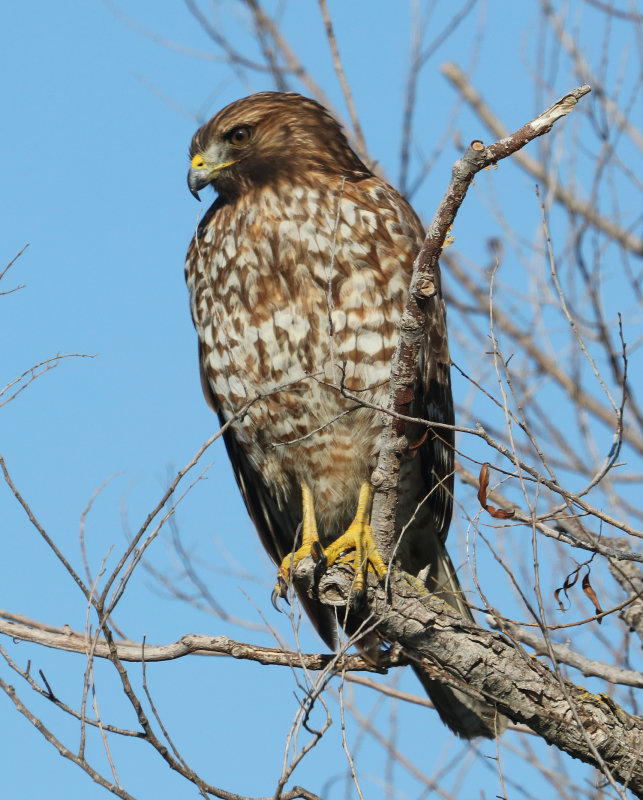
[416,289,455,545]
[409,288,506,737]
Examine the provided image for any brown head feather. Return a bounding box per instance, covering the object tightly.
[190,92,370,197]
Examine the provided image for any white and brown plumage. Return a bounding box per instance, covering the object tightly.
[185,92,500,738]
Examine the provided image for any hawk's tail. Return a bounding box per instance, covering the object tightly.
[411,664,505,739]
[414,538,508,739]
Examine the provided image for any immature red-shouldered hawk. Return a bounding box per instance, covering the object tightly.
[185,92,500,738]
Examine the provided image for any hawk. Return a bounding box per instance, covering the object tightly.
[185,92,500,738]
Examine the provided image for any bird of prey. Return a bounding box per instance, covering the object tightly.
[184,91,500,738]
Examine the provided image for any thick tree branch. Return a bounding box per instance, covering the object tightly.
[486,618,643,687]
[294,558,643,797]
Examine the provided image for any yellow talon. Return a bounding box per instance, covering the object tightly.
[321,482,387,596]
[274,482,320,600]
[274,481,388,604]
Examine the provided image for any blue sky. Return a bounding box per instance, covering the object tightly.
[2,2,641,799]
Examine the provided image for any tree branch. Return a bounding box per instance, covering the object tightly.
[294,558,643,797]
[0,614,404,671]
[441,63,642,256]
[486,618,643,687]
[370,83,592,559]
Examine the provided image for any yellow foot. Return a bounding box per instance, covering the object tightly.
[272,481,388,609]
[321,482,388,602]
[272,482,322,607]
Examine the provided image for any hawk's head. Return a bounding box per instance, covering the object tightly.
[187,92,369,200]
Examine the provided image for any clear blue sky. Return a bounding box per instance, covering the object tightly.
[2,2,640,799]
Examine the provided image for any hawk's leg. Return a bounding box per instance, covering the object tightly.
[273,482,322,602]
[273,481,388,605]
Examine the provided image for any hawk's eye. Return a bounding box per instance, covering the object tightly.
[228,126,251,146]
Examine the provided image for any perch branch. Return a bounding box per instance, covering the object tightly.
[295,557,643,797]
[0,615,405,672]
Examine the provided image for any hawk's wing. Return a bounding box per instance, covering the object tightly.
[407,289,505,738]
[197,341,337,647]
[417,287,455,546]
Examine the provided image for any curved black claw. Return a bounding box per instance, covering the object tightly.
[351,588,366,611]
[312,540,327,583]
[270,586,282,612]
[271,575,291,612]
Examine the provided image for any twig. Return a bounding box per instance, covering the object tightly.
[398,0,477,194]
[0,243,28,294]
[0,673,138,800]
[0,639,141,737]
[443,253,643,455]
[79,473,123,589]
[0,455,91,600]
[0,354,95,408]
[317,0,367,159]
[140,637,211,800]
[540,0,643,150]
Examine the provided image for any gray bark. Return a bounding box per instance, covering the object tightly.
[295,558,643,797]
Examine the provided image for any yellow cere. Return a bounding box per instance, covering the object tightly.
[191,154,207,169]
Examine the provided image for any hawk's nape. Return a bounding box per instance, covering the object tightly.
[184,91,505,739]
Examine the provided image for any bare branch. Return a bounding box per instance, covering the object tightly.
[317,0,367,160]
[0,243,28,294]
[0,616,404,671]
[0,672,139,800]
[0,354,96,408]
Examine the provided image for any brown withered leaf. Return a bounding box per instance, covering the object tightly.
[477,463,490,506]
[407,430,428,456]
[582,571,604,623]
[487,506,516,520]
[554,564,583,612]
[554,564,604,621]
[553,587,567,612]
[477,463,515,520]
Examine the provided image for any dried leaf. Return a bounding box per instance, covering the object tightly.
[477,463,515,520]
[407,430,428,456]
[486,506,515,519]
[477,463,490,507]
[554,564,582,612]
[554,564,603,621]
[564,565,582,591]
[582,571,604,623]
[554,587,567,613]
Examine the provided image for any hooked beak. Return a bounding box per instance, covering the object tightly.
[187,154,239,201]
[187,166,211,201]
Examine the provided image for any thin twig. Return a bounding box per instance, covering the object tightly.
[317,0,367,159]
